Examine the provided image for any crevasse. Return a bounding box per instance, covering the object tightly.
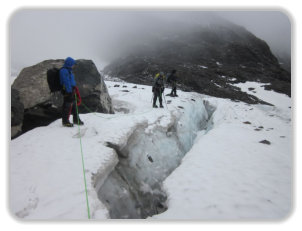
[97,98,216,218]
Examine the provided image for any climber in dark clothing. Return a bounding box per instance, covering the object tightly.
[60,57,84,127]
[152,72,165,108]
[167,69,178,97]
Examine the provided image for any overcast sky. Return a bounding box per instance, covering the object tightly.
[216,11,291,55]
[9,10,291,76]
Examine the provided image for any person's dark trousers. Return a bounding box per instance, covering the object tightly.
[62,93,79,124]
[171,87,177,96]
[170,81,177,96]
[153,88,163,107]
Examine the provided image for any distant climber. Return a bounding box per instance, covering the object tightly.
[152,72,165,108]
[60,57,84,127]
[167,69,178,97]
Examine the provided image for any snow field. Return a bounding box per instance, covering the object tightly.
[154,85,292,219]
[10,80,292,220]
[10,80,209,219]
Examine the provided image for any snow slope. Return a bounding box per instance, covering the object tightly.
[10,80,292,220]
[154,82,292,220]
[10,81,208,219]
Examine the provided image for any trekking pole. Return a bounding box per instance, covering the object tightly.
[162,88,168,110]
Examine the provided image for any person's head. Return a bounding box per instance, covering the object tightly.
[159,72,164,76]
[64,57,76,68]
[172,69,177,74]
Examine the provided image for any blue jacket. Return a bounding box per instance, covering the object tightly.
[60,57,76,93]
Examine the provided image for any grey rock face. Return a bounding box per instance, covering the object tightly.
[11,88,24,138]
[72,59,114,114]
[11,59,114,138]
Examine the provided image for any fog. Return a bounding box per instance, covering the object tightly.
[9,10,291,76]
[216,11,291,57]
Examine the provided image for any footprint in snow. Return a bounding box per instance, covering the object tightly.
[72,127,88,138]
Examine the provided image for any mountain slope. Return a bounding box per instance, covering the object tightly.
[104,19,290,104]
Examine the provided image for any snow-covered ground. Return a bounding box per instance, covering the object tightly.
[154,82,292,220]
[10,80,292,220]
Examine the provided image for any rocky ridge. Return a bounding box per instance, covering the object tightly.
[104,20,290,105]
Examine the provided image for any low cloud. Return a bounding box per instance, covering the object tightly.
[10,10,291,75]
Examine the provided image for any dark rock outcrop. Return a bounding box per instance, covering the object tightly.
[11,88,24,137]
[259,140,271,145]
[11,59,114,138]
[104,20,290,105]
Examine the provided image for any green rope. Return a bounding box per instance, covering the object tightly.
[74,93,91,219]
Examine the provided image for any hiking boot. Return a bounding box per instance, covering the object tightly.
[160,105,164,108]
[153,104,158,108]
[63,121,74,127]
[73,119,84,125]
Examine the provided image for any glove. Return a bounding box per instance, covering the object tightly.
[161,87,165,93]
[152,87,155,92]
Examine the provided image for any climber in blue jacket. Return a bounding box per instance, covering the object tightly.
[60,57,84,127]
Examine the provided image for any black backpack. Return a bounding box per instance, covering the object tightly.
[47,68,62,92]
[166,73,173,83]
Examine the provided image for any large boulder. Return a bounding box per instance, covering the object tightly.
[11,59,114,138]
